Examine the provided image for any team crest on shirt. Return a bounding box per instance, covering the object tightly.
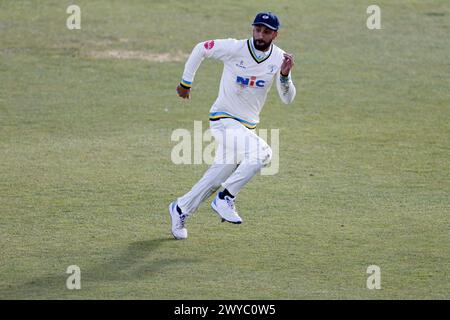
[204,40,215,50]
[267,64,277,74]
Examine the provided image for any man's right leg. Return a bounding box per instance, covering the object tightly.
[176,162,238,215]
[176,119,238,215]
[169,119,238,239]
[170,162,237,240]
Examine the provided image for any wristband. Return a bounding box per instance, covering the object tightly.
[280,73,290,84]
[180,79,192,89]
[179,82,191,90]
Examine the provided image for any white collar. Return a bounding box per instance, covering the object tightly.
[250,37,271,59]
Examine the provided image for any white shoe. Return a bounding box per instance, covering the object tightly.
[169,201,188,240]
[211,194,243,224]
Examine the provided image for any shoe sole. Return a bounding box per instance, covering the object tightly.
[211,200,242,224]
[169,202,187,240]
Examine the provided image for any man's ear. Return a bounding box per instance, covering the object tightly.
[272,31,278,40]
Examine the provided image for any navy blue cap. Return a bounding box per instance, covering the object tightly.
[252,12,280,31]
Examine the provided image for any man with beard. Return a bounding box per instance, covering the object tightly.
[169,12,297,239]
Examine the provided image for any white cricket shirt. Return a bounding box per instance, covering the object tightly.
[180,38,296,129]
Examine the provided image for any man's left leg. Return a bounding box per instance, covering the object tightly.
[211,125,272,223]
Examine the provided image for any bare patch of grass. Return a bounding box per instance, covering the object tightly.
[87,49,188,62]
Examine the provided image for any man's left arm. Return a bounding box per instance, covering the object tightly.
[276,53,296,104]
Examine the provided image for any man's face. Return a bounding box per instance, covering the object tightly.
[252,25,278,51]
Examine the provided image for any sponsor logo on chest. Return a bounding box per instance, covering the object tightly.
[236,76,266,88]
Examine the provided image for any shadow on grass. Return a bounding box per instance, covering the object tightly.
[0,237,199,298]
[89,238,198,281]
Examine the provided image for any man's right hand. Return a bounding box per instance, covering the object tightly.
[176,84,190,99]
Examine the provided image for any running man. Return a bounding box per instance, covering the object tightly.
[169,12,296,239]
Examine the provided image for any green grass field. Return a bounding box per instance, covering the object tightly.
[1,0,449,299]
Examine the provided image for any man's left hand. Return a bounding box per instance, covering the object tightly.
[280,53,294,76]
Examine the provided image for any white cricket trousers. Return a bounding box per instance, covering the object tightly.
[177,118,272,215]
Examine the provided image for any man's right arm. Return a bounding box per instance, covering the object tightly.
[176,39,236,99]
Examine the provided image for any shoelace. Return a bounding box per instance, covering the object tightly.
[179,214,187,228]
[225,196,236,211]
